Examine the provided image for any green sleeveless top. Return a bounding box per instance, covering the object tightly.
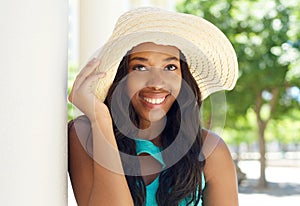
[135,139,205,206]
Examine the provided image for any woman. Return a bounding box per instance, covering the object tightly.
[68,7,239,206]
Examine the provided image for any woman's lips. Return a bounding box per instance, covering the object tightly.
[139,93,170,107]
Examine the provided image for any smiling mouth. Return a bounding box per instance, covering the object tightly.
[142,96,167,105]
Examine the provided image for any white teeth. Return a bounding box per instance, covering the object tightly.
[143,97,165,104]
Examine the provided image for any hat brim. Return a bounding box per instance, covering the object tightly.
[91,8,238,102]
[91,31,237,102]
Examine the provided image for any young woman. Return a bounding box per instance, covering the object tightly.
[68,7,239,206]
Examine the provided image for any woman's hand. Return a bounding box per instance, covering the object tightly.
[68,58,111,123]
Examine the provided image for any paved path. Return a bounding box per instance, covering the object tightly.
[238,160,300,206]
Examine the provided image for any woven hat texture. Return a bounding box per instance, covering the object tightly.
[91,7,238,101]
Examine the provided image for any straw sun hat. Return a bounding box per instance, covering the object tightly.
[91,7,238,102]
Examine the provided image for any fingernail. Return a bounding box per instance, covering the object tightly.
[97,72,106,77]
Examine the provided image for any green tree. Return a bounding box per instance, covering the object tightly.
[177,0,300,187]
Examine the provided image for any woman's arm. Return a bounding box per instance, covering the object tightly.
[68,118,133,206]
[68,58,134,206]
[88,115,133,206]
[202,130,239,206]
[68,118,94,205]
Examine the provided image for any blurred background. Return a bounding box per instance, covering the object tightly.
[67,0,300,205]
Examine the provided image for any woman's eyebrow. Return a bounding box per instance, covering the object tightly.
[163,57,179,62]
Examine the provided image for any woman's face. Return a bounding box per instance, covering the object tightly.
[126,42,182,128]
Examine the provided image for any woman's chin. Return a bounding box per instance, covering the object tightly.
[148,108,167,122]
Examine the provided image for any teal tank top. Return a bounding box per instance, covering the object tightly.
[135,139,205,206]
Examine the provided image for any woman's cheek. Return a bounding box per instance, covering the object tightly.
[126,73,146,99]
[165,73,182,98]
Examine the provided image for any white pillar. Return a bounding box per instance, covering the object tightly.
[79,0,128,67]
[0,0,68,205]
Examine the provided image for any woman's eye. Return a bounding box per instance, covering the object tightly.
[164,64,177,71]
[133,65,148,71]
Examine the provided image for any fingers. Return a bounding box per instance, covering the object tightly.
[81,72,106,89]
[68,71,106,103]
[74,58,101,90]
[68,58,104,103]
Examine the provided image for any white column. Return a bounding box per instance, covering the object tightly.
[79,0,128,67]
[0,0,68,206]
[69,0,80,66]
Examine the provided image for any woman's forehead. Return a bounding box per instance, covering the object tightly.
[130,42,180,58]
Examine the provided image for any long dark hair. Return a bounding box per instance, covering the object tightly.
[104,51,205,206]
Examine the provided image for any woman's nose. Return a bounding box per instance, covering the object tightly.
[145,69,165,89]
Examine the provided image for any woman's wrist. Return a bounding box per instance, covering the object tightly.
[90,117,113,139]
[88,104,112,125]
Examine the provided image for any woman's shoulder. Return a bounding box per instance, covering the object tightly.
[201,130,239,204]
[68,115,93,155]
[201,129,229,157]
[69,115,91,128]
[68,115,92,140]
[201,129,235,181]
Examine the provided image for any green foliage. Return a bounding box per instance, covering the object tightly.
[223,108,258,145]
[177,0,300,145]
[68,63,79,121]
[266,108,300,143]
